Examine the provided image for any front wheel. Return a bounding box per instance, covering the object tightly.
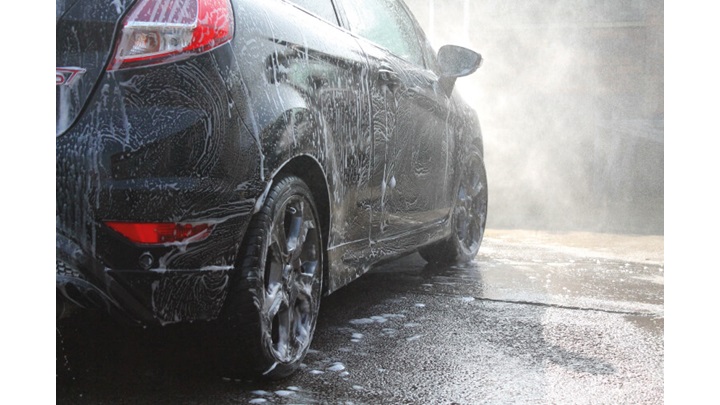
[219,175,323,379]
[419,151,487,265]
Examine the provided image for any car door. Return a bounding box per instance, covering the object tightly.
[338,0,455,240]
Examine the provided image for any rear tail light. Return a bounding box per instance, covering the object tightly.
[105,221,214,244]
[108,0,234,71]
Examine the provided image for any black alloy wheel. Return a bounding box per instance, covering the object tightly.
[419,150,487,264]
[220,175,323,379]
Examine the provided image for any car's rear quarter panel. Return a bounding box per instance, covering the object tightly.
[229,0,381,291]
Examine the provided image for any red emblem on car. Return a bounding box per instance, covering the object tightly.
[56,67,86,86]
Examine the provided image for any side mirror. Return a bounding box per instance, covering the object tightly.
[437,45,482,94]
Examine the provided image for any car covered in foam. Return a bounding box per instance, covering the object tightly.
[56,0,487,378]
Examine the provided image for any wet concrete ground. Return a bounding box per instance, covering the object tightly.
[57,229,664,404]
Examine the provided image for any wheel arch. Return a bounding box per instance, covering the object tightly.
[248,100,335,296]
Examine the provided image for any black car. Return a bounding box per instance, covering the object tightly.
[56,0,487,378]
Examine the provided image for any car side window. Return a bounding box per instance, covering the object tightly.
[340,0,425,66]
[289,0,340,26]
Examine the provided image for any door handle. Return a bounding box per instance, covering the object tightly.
[378,63,401,92]
[378,63,398,83]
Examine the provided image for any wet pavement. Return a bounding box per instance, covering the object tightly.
[57,229,664,404]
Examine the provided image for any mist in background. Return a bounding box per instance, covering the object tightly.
[405,0,664,235]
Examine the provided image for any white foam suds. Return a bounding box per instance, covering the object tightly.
[349,318,374,325]
[328,362,346,372]
[275,390,295,397]
[406,335,422,342]
[350,314,405,325]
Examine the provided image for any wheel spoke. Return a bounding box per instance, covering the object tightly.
[295,271,317,298]
[291,298,312,349]
[467,174,484,198]
[299,226,319,268]
[270,215,289,262]
[455,206,468,240]
[458,185,468,202]
[265,252,282,290]
[283,273,315,358]
[285,201,305,263]
[274,304,291,360]
[288,270,314,348]
[263,284,284,325]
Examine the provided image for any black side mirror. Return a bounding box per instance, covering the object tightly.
[437,45,482,94]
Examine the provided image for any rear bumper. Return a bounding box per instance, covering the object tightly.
[55,185,254,325]
[57,233,235,324]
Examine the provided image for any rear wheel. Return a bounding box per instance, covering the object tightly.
[419,151,487,265]
[219,175,323,379]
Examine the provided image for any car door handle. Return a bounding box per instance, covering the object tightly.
[378,63,398,83]
[407,86,422,96]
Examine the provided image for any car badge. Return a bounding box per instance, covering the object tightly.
[56,67,86,86]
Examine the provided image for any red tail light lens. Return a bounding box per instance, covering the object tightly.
[108,0,234,71]
[105,222,214,244]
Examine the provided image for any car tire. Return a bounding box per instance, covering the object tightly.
[219,175,323,379]
[419,150,487,265]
